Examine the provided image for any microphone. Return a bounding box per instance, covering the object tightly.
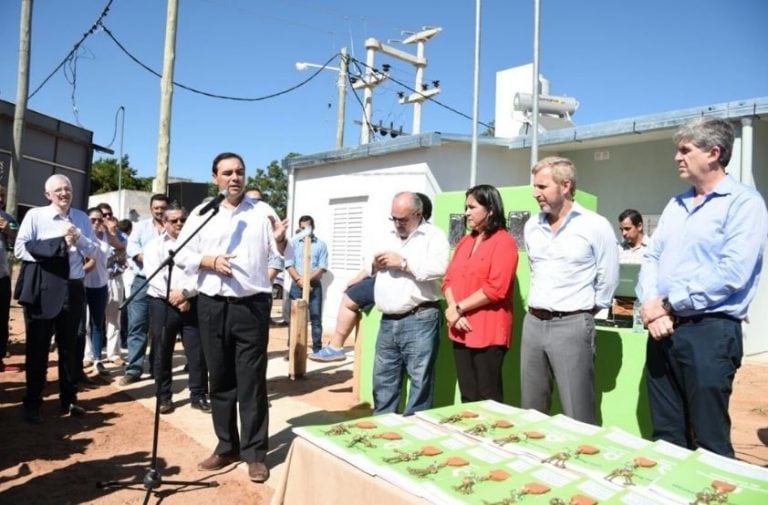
[198,191,226,216]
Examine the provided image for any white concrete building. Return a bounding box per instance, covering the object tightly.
[284,95,768,353]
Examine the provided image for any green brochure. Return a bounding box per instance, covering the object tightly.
[649,448,768,504]
[601,439,693,489]
[414,400,550,447]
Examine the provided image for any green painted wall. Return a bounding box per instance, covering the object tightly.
[357,186,651,436]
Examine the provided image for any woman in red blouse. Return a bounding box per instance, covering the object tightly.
[443,184,518,402]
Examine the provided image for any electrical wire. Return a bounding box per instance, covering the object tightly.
[28,0,114,99]
[347,59,378,141]
[100,22,338,102]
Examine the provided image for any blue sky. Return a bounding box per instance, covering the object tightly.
[1,0,766,184]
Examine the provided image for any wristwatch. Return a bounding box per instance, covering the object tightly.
[400,258,407,271]
[661,297,673,313]
[455,304,464,316]
[182,288,193,300]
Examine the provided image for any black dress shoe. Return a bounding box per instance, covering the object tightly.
[77,373,95,385]
[190,398,212,413]
[24,407,43,424]
[61,403,86,417]
[159,400,175,415]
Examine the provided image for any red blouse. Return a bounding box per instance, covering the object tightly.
[442,229,518,348]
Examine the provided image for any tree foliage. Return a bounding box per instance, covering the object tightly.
[90,155,153,194]
[244,152,298,217]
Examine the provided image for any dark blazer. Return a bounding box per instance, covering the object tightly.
[14,237,71,320]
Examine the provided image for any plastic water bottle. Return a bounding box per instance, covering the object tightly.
[632,300,644,333]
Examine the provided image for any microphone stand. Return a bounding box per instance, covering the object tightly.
[98,206,221,503]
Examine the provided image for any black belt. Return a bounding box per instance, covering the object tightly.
[203,292,271,304]
[674,312,741,326]
[382,301,440,320]
[528,307,591,321]
[68,278,84,286]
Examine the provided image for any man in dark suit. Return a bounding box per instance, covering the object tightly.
[14,174,99,423]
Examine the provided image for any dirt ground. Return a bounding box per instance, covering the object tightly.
[1,299,767,504]
[0,299,364,504]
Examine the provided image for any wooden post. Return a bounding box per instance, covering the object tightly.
[288,231,313,379]
[288,299,308,379]
[352,317,363,402]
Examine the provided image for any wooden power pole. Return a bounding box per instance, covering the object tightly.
[153,0,179,194]
[8,0,33,218]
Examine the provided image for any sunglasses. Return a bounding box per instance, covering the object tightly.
[166,218,187,224]
[101,212,113,218]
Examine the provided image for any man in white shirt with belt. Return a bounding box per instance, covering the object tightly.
[144,202,209,415]
[176,152,287,483]
[371,191,449,416]
[522,157,619,424]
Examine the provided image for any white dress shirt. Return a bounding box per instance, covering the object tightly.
[371,220,449,314]
[175,197,281,297]
[525,202,619,311]
[143,232,198,298]
[15,205,99,280]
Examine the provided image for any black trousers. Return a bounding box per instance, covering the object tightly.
[23,280,85,410]
[645,315,742,457]
[150,297,208,402]
[197,293,271,463]
[452,341,507,403]
[0,275,11,358]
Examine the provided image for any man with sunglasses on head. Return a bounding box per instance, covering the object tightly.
[370,191,449,416]
[144,203,209,415]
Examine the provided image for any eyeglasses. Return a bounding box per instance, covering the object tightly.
[389,213,419,225]
[166,218,187,224]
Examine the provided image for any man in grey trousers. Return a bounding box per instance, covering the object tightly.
[521,157,619,424]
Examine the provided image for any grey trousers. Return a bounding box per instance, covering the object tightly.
[520,311,596,424]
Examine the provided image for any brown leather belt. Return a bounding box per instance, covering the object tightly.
[528,307,591,321]
[383,301,441,320]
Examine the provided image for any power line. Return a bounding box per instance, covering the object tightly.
[28,0,114,99]
[100,22,338,102]
[349,56,493,130]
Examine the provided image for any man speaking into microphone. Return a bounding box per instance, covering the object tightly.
[175,152,287,483]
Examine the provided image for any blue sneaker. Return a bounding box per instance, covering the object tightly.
[308,346,346,363]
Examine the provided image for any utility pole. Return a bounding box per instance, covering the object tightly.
[8,0,33,218]
[154,0,179,194]
[356,27,441,144]
[531,0,541,175]
[401,27,441,135]
[470,0,481,187]
[335,48,348,149]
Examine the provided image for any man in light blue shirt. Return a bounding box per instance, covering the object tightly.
[638,117,768,457]
[15,174,99,422]
[285,215,328,353]
[522,156,619,424]
[120,194,168,385]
